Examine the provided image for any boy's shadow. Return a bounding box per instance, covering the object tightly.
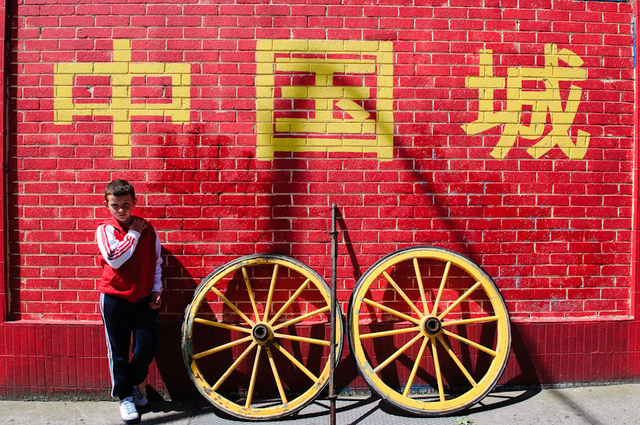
[137,384,200,421]
[151,248,203,401]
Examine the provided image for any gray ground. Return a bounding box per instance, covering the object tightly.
[1,383,637,424]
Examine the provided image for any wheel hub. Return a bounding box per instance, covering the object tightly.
[252,322,273,344]
[423,316,442,336]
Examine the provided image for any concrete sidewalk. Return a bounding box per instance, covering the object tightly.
[1,383,638,425]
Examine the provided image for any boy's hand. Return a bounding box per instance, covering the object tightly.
[129,218,147,234]
[149,292,162,310]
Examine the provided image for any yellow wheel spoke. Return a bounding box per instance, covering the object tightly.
[359,326,420,340]
[403,337,429,397]
[431,261,451,316]
[212,341,257,391]
[194,335,253,359]
[266,346,288,404]
[193,318,252,334]
[431,338,445,402]
[272,342,319,382]
[263,264,279,322]
[413,258,429,315]
[274,332,330,347]
[373,333,423,374]
[363,298,421,325]
[442,316,499,327]
[210,286,255,327]
[442,329,497,356]
[437,335,477,387]
[242,266,261,322]
[245,345,262,408]
[269,279,311,325]
[273,306,330,331]
[438,281,482,320]
[382,271,424,318]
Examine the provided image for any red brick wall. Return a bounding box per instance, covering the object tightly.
[7,0,635,321]
[2,0,638,395]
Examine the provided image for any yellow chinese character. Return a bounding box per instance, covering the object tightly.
[462,44,590,160]
[256,40,394,161]
[54,40,191,159]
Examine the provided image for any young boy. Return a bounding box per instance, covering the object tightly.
[96,179,162,424]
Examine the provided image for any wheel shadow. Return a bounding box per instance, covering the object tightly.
[376,387,541,418]
[189,389,541,424]
[193,395,380,423]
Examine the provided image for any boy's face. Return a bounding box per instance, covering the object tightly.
[104,194,137,226]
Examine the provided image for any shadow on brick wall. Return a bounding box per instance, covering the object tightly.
[155,249,201,400]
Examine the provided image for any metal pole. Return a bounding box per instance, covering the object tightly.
[329,203,338,425]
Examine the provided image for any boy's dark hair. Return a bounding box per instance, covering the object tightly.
[105,179,135,201]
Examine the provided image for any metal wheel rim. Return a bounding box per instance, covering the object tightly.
[182,254,344,420]
[347,246,511,416]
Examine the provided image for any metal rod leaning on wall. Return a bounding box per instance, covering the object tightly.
[329,203,338,425]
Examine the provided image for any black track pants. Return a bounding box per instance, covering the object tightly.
[100,293,159,400]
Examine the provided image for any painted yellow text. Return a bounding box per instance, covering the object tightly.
[462,44,590,160]
[256,40,394,161]
[54,40,190,159]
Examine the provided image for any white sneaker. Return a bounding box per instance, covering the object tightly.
[119,396,140,424]
[132,385,149,407]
